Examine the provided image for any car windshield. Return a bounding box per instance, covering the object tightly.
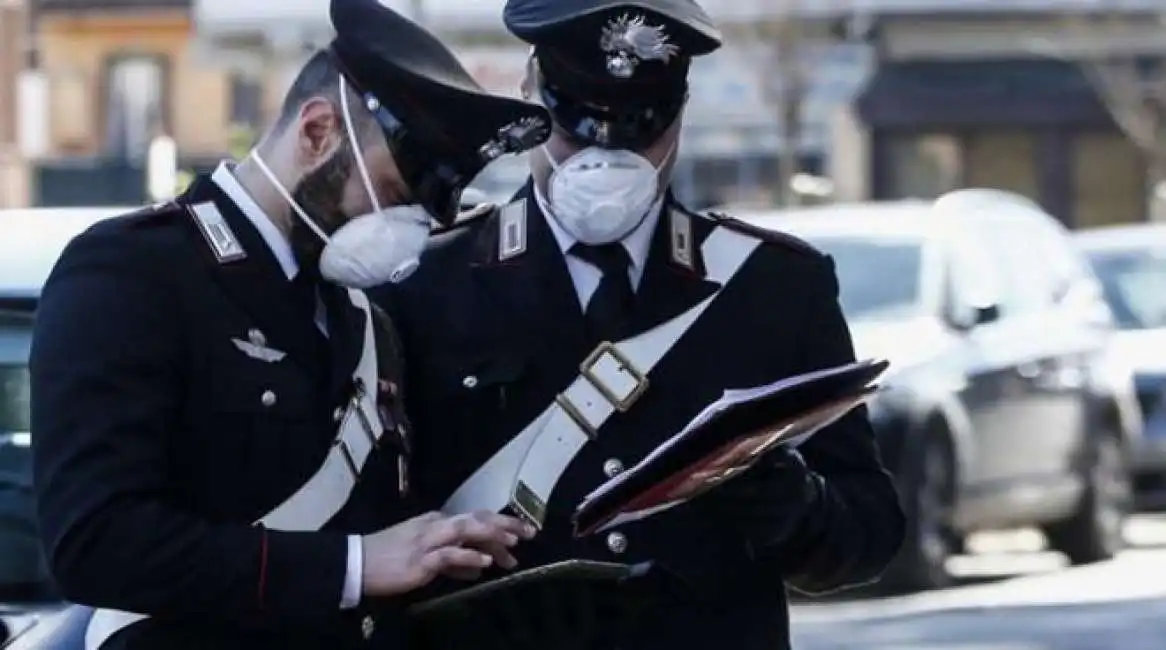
[802,235,925,321]
[0,313,32,438]
[1085,247,1166,330]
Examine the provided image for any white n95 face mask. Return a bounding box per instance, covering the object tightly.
[544,142,675,245]
[251,74,431,288]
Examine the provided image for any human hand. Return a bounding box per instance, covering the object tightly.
[361,511,536,596]
[709,448,823,548]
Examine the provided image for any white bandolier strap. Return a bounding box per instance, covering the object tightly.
[86,287,383,650]
[443,217,762,526]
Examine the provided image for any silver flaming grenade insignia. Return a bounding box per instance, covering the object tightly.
[599,13,680,79]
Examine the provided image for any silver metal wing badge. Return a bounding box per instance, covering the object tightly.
[599,13,681,79]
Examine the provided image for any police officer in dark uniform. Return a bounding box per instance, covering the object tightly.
[373,1,905,649]
[27,0,552,648]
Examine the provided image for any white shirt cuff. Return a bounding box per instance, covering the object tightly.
[341,535,363,609]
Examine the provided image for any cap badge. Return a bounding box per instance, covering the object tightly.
[479,116,551,162]
[599,13,680,79]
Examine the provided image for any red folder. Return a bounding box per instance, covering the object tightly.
[572,359,890,537]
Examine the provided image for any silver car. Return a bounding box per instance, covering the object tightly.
[1076,223,1166,508]
[0,206,130,601]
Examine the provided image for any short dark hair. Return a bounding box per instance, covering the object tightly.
[271,50,379,148]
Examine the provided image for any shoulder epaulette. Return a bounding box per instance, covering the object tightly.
[431,201,498,237]
[705,210,823,258]
[122,200,184,228]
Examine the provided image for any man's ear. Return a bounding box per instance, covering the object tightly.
[519,53,538,100]
[296,96,343,170]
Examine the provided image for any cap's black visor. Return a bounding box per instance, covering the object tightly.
[539,79,685,151]
[360,92,466,226]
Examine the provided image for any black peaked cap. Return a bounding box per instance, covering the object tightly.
[503,0,721,108]
[330,0,551,179]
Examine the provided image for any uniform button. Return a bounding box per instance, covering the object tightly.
[332,407,344,422]
[361,615,375,640]
[606,531,628,554]
[602,458,624,478]
[462,375,479,389]
[260,390,277,407]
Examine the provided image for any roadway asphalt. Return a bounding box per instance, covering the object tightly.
[791,515,1166,650]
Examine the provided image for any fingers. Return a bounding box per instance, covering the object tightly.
[421,512,535,552]
[471,541,519,570]
[418,546,493,579]
[472,511,538,540]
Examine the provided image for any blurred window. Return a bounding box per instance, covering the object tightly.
[0,365,28,435]
[963,130,1039,202]
[1073,131,1145,228]
[0,318,31,436]
[1085,248,1166,330]
[104,55,166,160]
[801,236,924,320]
[882,133,961,199]
[228,73,263,129]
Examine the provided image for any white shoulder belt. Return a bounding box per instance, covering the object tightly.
[443,221,761,525]
[86,282,384,649]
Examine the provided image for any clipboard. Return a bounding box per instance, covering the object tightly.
[407,560,645,618]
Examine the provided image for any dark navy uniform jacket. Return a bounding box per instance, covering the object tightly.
[29,175,415,650]
[374,183,905,650]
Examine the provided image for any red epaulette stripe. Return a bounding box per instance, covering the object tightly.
[257,529,269,610]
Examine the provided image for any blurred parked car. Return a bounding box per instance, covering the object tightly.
[1076,224,1166,508]
[0,207,129,601]
[740,189,1138,591]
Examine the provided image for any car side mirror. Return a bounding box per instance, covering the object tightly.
[973,303,1000,325]
[950,302,1000,331]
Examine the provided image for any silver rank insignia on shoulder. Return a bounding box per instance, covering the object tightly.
[498,199,528,262]
[668,209,695,271]
[189,201,246,264]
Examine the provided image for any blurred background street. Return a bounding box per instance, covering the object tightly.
[4,0,1166,647]
[792,515,1166,650]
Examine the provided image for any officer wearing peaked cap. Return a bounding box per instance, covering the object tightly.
[372,0,905,649]
[26,0,549,649]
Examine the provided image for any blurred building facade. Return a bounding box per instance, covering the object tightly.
[0,0,29,209]
[4,0,1162,225]
[828,0,1164,228]
[25,0,292,206]
[190,0,871,210]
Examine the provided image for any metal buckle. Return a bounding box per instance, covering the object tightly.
[335,439,359,481]
[579,341,649,412]
[556,393,598,440]
[508,480,547,531]
[345,378,380,448]
[351,398,379,448]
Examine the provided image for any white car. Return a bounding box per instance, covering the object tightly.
[1076,223,1166,507]
[0,206,130,601]
[735,190,1139,591]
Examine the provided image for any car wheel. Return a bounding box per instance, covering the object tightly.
[1045,434,1130,565]
[882,430,956,592]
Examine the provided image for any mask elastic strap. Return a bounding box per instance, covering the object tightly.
[249,150,331,243]
[541,144,561,174]
[658,138,679,172]
[338,75,384,216]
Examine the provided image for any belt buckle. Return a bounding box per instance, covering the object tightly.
[579,341,649,412]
